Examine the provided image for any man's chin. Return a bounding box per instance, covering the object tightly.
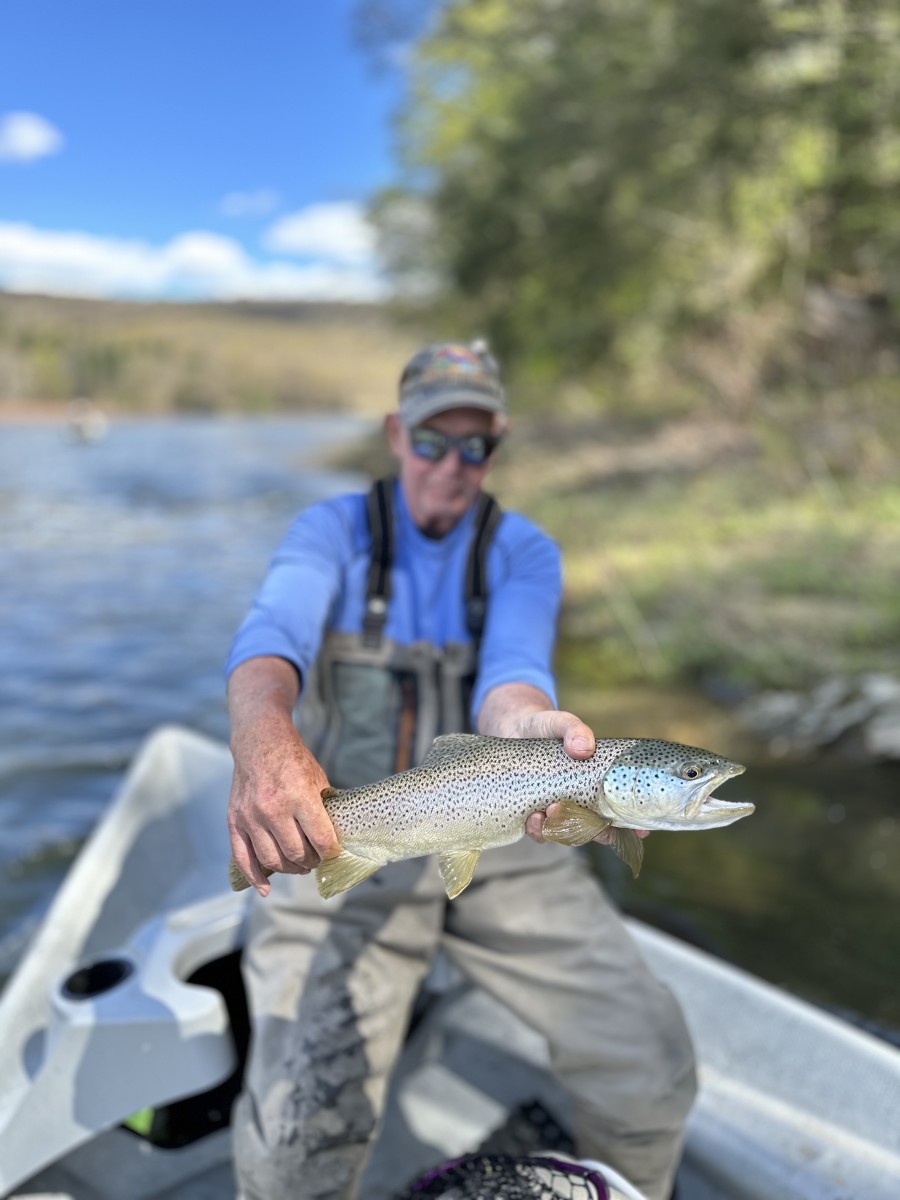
[420,516,456,538]
[418,489,476,537]
[421,505,466,538]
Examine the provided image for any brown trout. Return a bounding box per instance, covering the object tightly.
[229,733,751,899]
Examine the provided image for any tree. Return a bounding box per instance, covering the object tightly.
[368,0,900,375]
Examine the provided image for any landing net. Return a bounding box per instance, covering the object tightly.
[396,1153,611,1200]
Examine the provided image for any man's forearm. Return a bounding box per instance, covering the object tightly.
[227,656,301,753]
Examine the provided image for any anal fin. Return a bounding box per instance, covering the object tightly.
[541,799,610,847]
[438,849,482,899]
[316,849,382,899]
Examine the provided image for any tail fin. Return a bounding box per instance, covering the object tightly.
[229,857,273,892]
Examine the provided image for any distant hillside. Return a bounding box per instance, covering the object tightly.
[0,293,423,417]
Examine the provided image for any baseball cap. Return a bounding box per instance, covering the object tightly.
[398,340,506,427]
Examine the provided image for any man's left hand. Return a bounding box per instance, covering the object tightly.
[476,685,648,846]
[519,710,649,846]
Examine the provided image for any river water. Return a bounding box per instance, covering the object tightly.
[1,415,897,1040]
[0,415,373,986]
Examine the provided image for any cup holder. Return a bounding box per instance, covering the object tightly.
[61,956,135,1000]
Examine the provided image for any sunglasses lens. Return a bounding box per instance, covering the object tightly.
[458,436,495,465]
[409,429,498,465]
[410,429,448,461]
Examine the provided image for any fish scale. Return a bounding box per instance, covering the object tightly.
[229,733,752,900]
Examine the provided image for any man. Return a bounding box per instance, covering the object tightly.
[226,341,696,1200]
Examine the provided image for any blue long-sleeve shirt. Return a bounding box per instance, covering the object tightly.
[227,480,561,722]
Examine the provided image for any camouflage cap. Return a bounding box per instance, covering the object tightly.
[398,341,506,427]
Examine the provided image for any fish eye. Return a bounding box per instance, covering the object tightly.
[681,763,703,780]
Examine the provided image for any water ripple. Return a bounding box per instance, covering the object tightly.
[0,415,371,984]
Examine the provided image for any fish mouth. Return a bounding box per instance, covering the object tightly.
[684,762,747,821]
[697,795,756,820]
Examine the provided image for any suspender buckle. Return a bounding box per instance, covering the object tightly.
[363,595,388,647]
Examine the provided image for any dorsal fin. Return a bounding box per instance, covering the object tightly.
[419,733,479,767]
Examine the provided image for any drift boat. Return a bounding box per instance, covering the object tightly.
[1,726,898,1199]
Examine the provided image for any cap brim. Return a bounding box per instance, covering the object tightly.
[399,390,505,426]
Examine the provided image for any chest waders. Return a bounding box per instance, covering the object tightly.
[296,478,502,790]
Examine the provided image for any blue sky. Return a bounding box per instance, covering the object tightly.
[0,1,406,300]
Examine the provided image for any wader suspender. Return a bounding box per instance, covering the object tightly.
[362,477,502,650]
[465,489,502,644]
[363,479,394,648]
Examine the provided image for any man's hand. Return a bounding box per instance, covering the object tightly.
[477,683,648,847]
[516,709,644,846]
[227,657,342,896]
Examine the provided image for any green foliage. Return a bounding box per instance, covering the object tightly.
[490,377,900,690]
[373,0,900,375]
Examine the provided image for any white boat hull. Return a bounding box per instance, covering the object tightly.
[1,726,899,1199]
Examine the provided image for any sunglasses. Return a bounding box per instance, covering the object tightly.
[409,427,500,466]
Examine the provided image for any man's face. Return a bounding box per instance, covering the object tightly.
[387,406,497,537]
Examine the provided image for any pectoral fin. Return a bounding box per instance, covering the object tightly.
[541,800,610,846]
[606,828,645,878]
[438,849,482,899]
[316,849,382,899]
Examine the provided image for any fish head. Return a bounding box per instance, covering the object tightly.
[599,739,752,830]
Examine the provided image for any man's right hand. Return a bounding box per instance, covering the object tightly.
[226,657,342,896]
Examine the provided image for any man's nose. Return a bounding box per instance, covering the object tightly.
[435,445,467,472]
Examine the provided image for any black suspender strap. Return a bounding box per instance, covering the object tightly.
[364,477,394,647]
[364,479,502,648]
[465,491,502,643]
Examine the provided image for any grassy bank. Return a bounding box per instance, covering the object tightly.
[330,381,900,696]
[0,293,421,417]
[495,400,900,693]
[340,403,900,694]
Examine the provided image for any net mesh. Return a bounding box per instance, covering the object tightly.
[396,1153,610,1200]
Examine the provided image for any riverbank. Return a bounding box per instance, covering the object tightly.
[4,292,899,707]
[324,401,900,711]
[0,293,421,418]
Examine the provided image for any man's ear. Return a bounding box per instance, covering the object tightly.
[384,412,405,456]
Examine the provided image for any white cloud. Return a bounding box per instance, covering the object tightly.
[220,188,282,218]
[0,221,388,302]
[0,112,64,162]
[263,201,376,266]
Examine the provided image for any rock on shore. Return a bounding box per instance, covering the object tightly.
[739,673,900,760]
